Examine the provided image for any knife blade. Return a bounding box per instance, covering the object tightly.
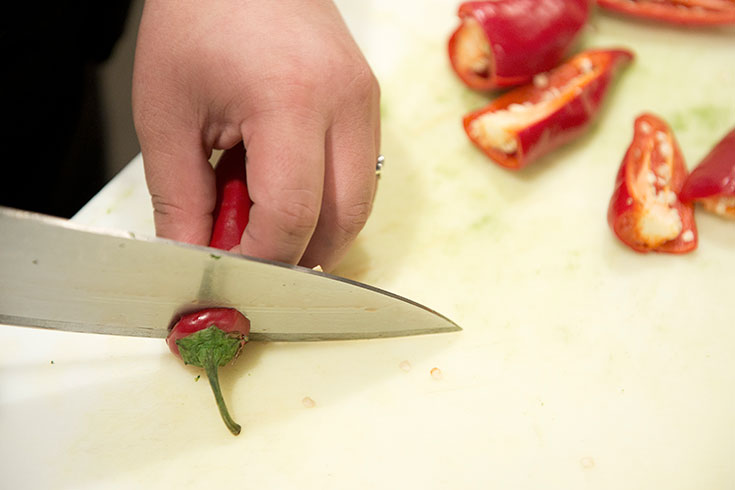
[0,206,460,341]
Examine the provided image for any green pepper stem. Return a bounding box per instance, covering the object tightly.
[203,352,241,436]
[175,325,245,435]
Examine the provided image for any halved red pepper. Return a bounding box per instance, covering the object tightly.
[463,48,633,170]
[166,144,253,435]
[679,128,735,219]
[597,0,735,26]
[608,114,697,254]
[448,0,590,91]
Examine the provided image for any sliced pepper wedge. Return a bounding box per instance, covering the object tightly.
[463,48,633,170]
[679,128,735,219]
[597,0,735,26]
[448,0,590,91]
[608,114,697,254]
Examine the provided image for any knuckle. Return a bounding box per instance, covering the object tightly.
[336,200,372,237]
[349,64,378,95]
[331,61,378,106]
[150,194,186,219]
[272,190,321,239]
[149,194,212,243]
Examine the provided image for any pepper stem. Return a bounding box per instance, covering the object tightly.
[202,352,241,435]
[175,325,245,436]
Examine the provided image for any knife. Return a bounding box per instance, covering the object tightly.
[0,206,460,341]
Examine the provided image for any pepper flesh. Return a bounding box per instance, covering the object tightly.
[679,128,735,219]
[608,113,697,254]
[448,0,590,91]
[597,0,735,26]
[463,48,633,170]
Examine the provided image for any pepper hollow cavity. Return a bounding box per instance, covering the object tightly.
[463,48,633,170]
[607,113,697,254]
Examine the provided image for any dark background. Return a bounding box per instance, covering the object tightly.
[1,1,143,218]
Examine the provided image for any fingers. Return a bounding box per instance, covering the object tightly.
[133,5,217,247]
[140,133,216,246]
[300,79,381,271]
[238,111,326,264]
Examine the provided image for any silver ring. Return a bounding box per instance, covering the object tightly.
[376,154,384,178]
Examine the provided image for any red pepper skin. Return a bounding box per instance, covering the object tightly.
[463,48,633,170]
[608,114,697,254]
[166,308,250,358]
[680,129,735,201]
[679,128,735,219]
[209,143,251,250]
[597,0,735,26]
[448,0,590,91]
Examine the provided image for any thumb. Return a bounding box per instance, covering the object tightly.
[141,136,216,246]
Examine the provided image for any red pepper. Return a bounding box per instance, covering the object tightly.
[597,0,735,26]
[167,308,250,435]
[679,128,735,219]
[209,142,251,250]
[448,0,590,91]
[166,144,253,435]
[607,114,697,254]
[462,48,633,170]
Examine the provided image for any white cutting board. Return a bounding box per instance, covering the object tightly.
[2,1,734,488]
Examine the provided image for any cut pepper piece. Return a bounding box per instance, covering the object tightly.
[680,128,735,219]
[463,48,633,170]
[448,0,590,91]
[597,0,735,26]
[608,114,697,254]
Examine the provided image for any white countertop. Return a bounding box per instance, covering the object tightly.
[2,1,735,488]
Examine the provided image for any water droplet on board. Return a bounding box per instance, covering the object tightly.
[399,360,412,372]
[302,396,316,408]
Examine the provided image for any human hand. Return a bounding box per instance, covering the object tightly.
[132,0,381,272]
